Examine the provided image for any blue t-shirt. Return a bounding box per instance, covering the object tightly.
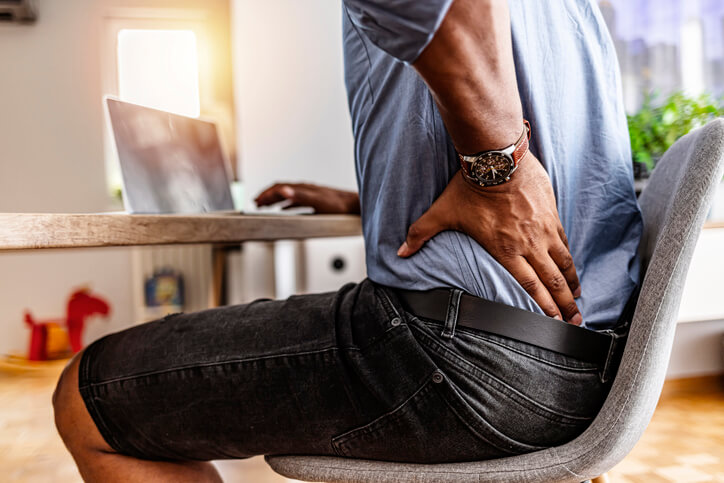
[342,0,642,330]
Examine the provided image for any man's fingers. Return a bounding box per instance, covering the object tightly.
[398,208,446,258]
[549,242,581,298]
[281,186,318,207]
[526,254,581,325]
[255,184,294,206]
[255,184,323,210]
[503,257,563,320]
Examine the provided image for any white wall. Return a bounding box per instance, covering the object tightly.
[230,0,362,301]
[666,319,724,379]
[667,228,724,378]
[231,0,356,206]
[678,227,724,323]
[0,0,231,356]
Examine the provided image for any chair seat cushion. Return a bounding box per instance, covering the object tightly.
[265,451,580,483]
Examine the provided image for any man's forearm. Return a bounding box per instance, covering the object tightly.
[412,0,523,154]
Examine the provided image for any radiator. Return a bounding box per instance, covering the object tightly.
[130,245,213,323]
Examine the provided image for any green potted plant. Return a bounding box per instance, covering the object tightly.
[628,92,724,218]
[628,91,724,180]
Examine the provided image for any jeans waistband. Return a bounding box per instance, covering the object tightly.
[390,287,631,384]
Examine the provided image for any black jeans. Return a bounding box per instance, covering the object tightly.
[79,279,611,463]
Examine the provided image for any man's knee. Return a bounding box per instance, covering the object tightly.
[53,352,83,442]
[53,352,111,453]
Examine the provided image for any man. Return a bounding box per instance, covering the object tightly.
[54,0,641,481]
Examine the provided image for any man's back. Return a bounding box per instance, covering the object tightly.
[343,0,642,330]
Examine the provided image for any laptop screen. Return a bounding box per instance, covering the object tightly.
[106,98,235,214]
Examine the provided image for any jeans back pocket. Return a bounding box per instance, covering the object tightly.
[331,370,544,463]
[409,317,607,449]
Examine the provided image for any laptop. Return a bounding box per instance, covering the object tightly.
[106,98,236,214]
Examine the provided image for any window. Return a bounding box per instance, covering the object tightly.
[117,29,201,118]
[101,8,235,205]
[600,0,724,112]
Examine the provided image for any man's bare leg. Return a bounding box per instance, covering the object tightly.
[53,352,222,483]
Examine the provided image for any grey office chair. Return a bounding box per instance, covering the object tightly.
[266,119,724,483]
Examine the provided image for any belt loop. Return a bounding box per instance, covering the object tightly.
[442,289,463,340]
[599,329,627,384]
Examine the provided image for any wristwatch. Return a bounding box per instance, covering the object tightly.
[458,120,531,187]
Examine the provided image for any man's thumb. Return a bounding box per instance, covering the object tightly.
[397,209,444,258]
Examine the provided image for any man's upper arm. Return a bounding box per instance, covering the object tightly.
[343,0,454,63]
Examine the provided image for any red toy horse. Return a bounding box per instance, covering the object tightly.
[25,289,111,360]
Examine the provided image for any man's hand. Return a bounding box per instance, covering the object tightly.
[255,183,361,215]
[397,154,582,325]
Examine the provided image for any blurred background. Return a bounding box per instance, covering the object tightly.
[602,0,724,107]
[601,0,724,180]
[0,1,722,482]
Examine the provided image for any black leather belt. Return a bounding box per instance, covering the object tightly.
[393,288,617,366]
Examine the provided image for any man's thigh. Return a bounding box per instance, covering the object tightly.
[77,279,421,461]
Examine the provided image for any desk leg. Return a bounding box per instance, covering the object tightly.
[210,245,228,308]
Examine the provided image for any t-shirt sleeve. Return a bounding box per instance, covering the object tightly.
[343,0,454,64]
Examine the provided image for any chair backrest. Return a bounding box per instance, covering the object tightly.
[555,118,724,479]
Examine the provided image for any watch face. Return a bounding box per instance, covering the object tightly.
[471,152,515,186]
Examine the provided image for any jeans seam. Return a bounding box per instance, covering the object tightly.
[331,374,436,456]
[373,284,403,321]
[432,374,546,454]
[442,289,461,339]
[346,320,402,353]
[417,318,599,372]
[599,331,626,383]
[410,324,594,424]
[459,327,600,372]
[78,341,128,455]
[81,346,341,387]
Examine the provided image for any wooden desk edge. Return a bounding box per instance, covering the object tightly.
[703,221,724,230]
[3,213,720,251]
[0,213,363,251]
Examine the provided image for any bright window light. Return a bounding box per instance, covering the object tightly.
[681,19,705,97]
[117,29,200,118]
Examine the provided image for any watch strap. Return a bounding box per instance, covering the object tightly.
[512,119,531,167]
[460,154,474,178]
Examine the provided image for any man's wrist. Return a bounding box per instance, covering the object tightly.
[443,107,523,155]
